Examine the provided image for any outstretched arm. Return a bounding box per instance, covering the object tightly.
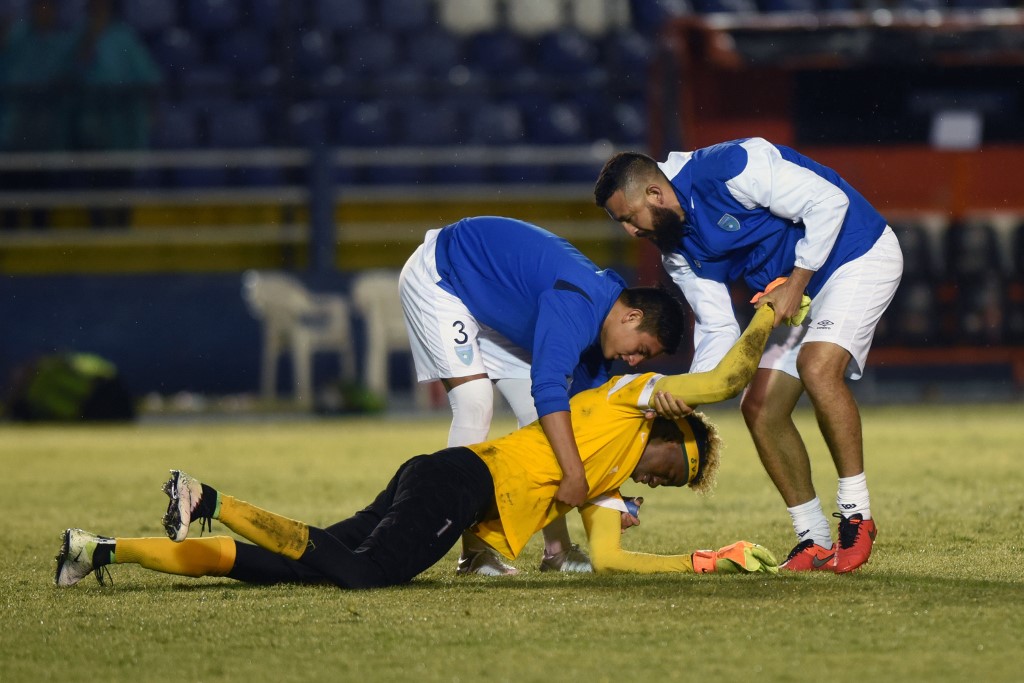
[580,503,693,573]
[580,504,778,574]
[651,304,774,408]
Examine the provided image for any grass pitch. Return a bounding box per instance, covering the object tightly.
[2,404,1022,682]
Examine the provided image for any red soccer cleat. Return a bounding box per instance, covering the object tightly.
[833,513,877,574]
[780,539,836,571]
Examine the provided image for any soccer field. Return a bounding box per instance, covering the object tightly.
[2,403,1022,682]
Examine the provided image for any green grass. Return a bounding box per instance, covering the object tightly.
[2,404,1023,682]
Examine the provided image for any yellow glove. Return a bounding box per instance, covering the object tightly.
[691,541,779,575]
[750,277,811,326]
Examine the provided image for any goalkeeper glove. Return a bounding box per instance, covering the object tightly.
[691,541,779,575]
[750,277,811,326]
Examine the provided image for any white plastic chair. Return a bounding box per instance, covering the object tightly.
[241,270,355,404]
[351,269,433,408]
[506,0,565,37]
[436,0,500,35]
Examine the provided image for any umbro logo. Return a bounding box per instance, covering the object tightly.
[815,319,834,329]
[841,503,857,510]
[797,529,810,538]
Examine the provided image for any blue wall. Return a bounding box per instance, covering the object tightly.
[0,272,350,397]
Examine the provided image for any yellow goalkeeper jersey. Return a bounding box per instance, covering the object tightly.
[468,372,661,559]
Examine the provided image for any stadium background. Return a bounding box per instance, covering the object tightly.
[1,0,1022,412]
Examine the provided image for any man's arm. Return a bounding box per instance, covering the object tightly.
[580,503,693,573]
[663,251,739,372]
[580,504,778,574]
[651,304,774,407]
[539,411,588,508]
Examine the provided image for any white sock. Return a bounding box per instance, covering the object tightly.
[787,497,833,548]
[837,472,871,520]
[446,379,494,447]
[494,378,538,428]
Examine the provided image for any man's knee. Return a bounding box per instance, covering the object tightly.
[797,343,851,394]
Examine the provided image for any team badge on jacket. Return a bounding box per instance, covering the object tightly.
[717,214,741,232]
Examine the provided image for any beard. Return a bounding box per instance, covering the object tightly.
[648,204,688,252]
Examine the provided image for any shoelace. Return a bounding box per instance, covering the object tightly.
[834,512,861,549]
[197,515,213,536]
[784,539,815,562]
[93,565,113,587]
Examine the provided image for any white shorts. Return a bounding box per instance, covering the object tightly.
[399,229,533,383]
[759,226,904,381]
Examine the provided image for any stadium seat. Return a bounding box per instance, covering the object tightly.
[379,0,434,34]
[152,105,201,149]
[943,221,1001,281]
[567,0,631,37]
[437,0,500,35]
[757,0,818,12]
[350,269,433,408]
[507,0,565,37]
[334,102,397,147]
[406,29,464,78]
[294,29,336,77]
[207,105,267,148]
[287,102,329,147]
[954,273,1006,346]
[537,28,601,76]
[178,66,235,108]
[152,28,204,77]
[603,28,654,78]
[242,270,356,404]
[630,0,691,33]
[186,0,241,34]
[891,222,936,280]
[607,99,646,144]
[467,102,526,145]
[691,0,759,12]
[123,0,178,35]
[247,0,287,30]
[342,31,400,76]
[397,101,463,146]
[312,0,369,32]
[887,275,940,346]
[216,29,272,74]
[524,101,589,145]
[466,30,529,77]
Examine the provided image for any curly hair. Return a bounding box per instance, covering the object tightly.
[648,411,722,495]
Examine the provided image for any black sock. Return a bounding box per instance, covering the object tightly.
[194,484,219,520]
[92,540,115,568]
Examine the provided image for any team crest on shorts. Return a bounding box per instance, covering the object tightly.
[455,344,474,365]
[717,214,741,232]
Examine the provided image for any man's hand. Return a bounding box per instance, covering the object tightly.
[620,496,644,532]
[691,541,779,574]
[555,469,589,508]
[752,271,813,327]
[651,391,693,420]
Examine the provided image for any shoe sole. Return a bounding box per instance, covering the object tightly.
[162,471,195,542]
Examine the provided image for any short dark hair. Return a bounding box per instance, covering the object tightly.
[620,286,685,355]
[593,151,660,208]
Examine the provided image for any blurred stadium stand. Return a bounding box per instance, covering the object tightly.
[1,0,1023,403]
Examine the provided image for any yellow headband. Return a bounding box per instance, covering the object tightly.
[676,417,701,485]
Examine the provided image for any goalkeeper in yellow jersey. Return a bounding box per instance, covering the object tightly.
[55,307,779,589]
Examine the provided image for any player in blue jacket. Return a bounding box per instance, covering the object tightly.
[594,138,904,573]
[399,216,684,575]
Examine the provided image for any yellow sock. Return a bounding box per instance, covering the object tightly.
[116,537,236,577]
[218,495,309,560]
